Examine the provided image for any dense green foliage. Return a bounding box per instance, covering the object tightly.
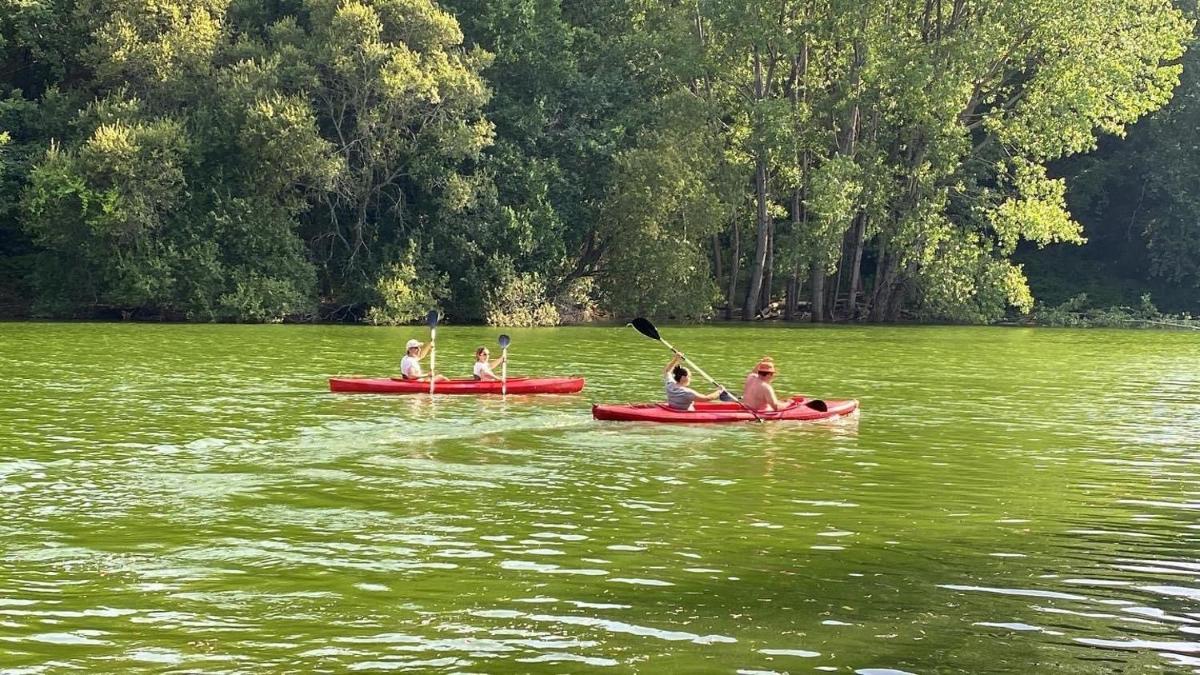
[0,0,1193,323]
[1031,0,1200,315]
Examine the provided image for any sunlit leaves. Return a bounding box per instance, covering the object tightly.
[989,159,1083,255]
[88,0,228,95]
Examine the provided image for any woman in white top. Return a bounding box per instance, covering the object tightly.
[472,346,506,381]
[400,339,447,381]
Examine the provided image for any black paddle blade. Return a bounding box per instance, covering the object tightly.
[719,390,735,402]
[498,334,511,349]
[629,317,660,341]
[426,310,439,328]
[805,399,828,412]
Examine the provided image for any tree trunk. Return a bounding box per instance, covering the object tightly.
[867,237,889,321]
[760,222,774,316]
[830,241,846,321]
[870,252,900,323]
[810,262,826,323]
[743,48,771,321]
[846,213,867,320]
[712,233,723,290]
[725,216,740,321]
[786,162,804,322]
[886,265,914,322]
[785,268,800,320]
[744,156,771,321]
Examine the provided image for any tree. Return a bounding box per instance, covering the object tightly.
[672,0,1190,323]
[1052,2,1200,299]
[297,0,493,317]
[20,0,340,319]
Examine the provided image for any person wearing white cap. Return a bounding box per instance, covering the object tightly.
[400,339,445,381]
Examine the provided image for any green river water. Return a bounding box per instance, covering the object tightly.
[2,322,1199,674]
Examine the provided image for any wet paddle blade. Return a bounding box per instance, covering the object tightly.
[426,310,439,328]
[629,317,660,341]
[805,399,828,412]
[498,334,511,349]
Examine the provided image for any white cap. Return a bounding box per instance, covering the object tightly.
[405,339,423,350]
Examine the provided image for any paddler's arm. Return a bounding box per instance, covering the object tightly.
[766,384,784,411]
[692,388,724,402]
[663,352,683,374]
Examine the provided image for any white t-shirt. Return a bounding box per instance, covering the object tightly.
[400,355,422,378]
[474,361,496,380]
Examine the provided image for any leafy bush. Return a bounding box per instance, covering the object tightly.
[484,271,559,327]
[218,275,313,323]
[554,277,600,324]
[366,251,448,325]
[1031,293,1198,328]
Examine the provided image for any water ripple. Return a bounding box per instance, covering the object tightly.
[2,323,1199,672]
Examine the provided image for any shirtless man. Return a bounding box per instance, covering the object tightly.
[742,357,784,411]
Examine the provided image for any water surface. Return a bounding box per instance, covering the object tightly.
[2,323,1199,673]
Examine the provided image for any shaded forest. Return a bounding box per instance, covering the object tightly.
[1,0,1195,324]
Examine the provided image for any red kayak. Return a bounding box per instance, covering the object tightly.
[592,396,858,423]
[329,376,585,395]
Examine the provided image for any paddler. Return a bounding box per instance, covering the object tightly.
[400,339,447,381]
[664,352,724,411]
[472,346,506,381]
[742,357,784,411]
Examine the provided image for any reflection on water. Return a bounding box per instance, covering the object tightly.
[1,322,1199,672]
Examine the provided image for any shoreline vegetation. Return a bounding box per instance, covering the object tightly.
[1026,294,1199,330]
[3,294,1197,330]
[2,1,1198,328]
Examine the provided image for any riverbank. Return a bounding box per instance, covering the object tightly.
[3,301,1197,330]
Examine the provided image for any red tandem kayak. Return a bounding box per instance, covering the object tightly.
[592,396,858,423]
[329,376,585,395]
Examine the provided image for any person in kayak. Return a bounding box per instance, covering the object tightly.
[473,346,506,381]
[743,357,784,411]
[400,339,447,381]
[664,352,723,411]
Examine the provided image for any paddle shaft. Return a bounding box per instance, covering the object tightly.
[658,337,719,390]
[657,337,764,423]
[429,325,436,395]
[501,346,508,396]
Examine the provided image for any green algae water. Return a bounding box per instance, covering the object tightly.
[2,322,1199,673]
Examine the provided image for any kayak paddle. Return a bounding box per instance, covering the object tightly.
[628,317,764,423]
[427,309,439,395]
[629,317,828,415]
[498,334,510,396]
